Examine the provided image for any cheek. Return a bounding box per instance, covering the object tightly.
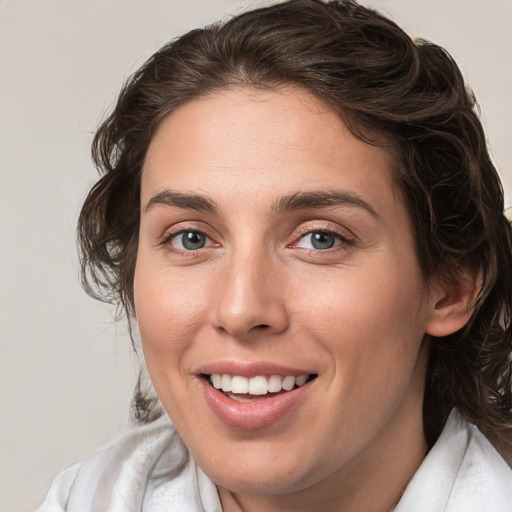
[133,261,207,363]
[299,264,424,335]
[295,260,428,383]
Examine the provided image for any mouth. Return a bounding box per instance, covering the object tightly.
[197,362,319,429]
[203,373,317,402]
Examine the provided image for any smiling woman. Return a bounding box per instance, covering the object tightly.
[36,0,512,511]
[135,89,436,504]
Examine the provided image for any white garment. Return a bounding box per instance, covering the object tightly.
[36,410,512,512]
[36,417,222,512]
[394,411,512,512]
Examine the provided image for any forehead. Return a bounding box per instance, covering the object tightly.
[141,87,398,218]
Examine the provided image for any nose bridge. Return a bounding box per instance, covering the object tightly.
[211,242,288,338]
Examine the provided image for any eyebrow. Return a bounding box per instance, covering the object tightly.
[273,190,379,218]
[144,189,379,219]
[145,191,218,214]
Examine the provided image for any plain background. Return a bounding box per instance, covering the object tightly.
[0,1,510,510]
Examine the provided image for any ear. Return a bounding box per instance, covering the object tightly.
[425,268,482,337]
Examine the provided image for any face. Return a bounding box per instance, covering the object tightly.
[134,87,439,498]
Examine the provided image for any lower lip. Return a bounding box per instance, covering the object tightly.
[199,377,314,430]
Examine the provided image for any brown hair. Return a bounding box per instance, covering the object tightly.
[78,0,512,460]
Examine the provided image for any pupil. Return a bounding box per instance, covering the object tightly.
[182,231,206,250]
[312,232,335,250]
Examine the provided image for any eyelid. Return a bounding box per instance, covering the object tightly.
[157,220,355,255]
[164,230,215,248]
[295,232,342,250]
[289,221,356,247]
[159,222,220,250]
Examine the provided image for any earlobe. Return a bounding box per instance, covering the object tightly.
[425,270,482,338]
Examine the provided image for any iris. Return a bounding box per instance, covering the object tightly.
[181,231,206,250]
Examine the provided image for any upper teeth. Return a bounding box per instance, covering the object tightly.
[210,374,309,395]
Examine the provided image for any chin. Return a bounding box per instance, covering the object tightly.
[197,448,324,497]
[214,472,311,497]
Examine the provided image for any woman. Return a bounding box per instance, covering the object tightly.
[37,0,512,510]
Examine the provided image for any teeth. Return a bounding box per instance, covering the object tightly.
[211,374,222,389]
[295,375,308,386]
[249,376,268,395]
[268,375,282,393]
[221,374,232,392]
[231,376,249,394]
[209,373,310,396]
[282,376,295,391]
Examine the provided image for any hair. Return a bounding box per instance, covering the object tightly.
[78,0,512,461]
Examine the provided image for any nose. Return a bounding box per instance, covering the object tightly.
[210,250,289,340]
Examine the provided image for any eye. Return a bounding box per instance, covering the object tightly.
[168,230,212,251]
[295,231,342,250]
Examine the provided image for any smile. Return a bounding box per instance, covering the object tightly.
[199,370,317,429]
[209,373,311,398]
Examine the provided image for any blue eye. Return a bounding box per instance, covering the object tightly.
[170,231,209,250]
[296,231,340,250]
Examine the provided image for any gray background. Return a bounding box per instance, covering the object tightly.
[1,1,510,510]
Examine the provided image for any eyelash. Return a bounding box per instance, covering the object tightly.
[159,224,355,257]
[290,226,355,252]
[160,228,217,254]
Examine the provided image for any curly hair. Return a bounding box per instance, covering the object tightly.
[78,0,512,461]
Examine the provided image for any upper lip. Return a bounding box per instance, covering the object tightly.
[196,360,316,378]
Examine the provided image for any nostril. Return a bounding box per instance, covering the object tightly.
[255,324,270,329]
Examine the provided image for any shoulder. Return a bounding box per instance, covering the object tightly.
[451,420,512,510]
[35,463,81,512]
[35,415,213,512]
[395,410,512,512]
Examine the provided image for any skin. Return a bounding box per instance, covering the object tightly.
[134,87,474,512]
